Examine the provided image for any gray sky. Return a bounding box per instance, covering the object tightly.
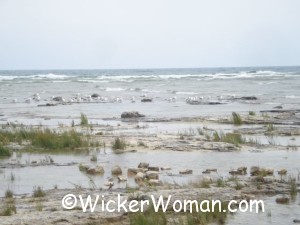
[0,0,300,69]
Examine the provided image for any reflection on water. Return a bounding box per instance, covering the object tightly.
[1,149,299,195]
[0,150,299,224]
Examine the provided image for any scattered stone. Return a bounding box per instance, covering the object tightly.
[91,93,100,98]
[79,163,90,172]
[179,169,193,175]
[87,166,105,175]
[135,172,145,183]
[117,176,127,182]
[250,166,273,176]
[141,98,153,102]
[127,168,143,176]
[138,162,149,169]
[240,96,257,100]
[278,169,287,176]
[52,96,64,102]
[121,111,145,118]
[146,171,159,180]
[203,168,217,174]
[275,197,289,204]
[161,167,171,171]
[111,166,122,175]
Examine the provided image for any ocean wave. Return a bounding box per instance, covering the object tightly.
[285,95,300,99]
[105,87,125,92]
[176,91,198,95]
[0,70,298,83]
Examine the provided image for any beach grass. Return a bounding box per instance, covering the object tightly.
[232,112,243,125]
[112,137,126,150]
[0,145,11,158]
[213,131,244,146]
[32,186,46,198]
[249,111,256,116]
[80,113,89,126]
[0,128,88,151]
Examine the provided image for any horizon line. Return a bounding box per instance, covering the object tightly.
[0,65,299,71]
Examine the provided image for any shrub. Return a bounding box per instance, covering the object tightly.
[249,111,256,116]
[112,137,126,150]
[5,189,13,198]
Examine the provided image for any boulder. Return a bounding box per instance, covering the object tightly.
[240,96,257,100]
[293,219,300,223]
[117,176,127,182]
[127,168,144,176]
[278,169,287,176]
[161,167,171,171]
[135,172,145,183]
[141,98,153,102]
[237,167,247,174]
[111,166,122,175]
[52,96,64,102]
[251,167,274,176]
[138,162,149,169]
[87,166,104,175]
[275,197,289,204]
[79,163,90,172]
[203,168,217,174]
[121,111,145,119]
[179,169,193,175]
[91,93,100,98]
[146,171,159,180]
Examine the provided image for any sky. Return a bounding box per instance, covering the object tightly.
[0,0,300,70]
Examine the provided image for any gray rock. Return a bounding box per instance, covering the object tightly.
[111,165,122,175]
[87,166,104,175]
[138,162,149,169]
[179,169,193,175]
[91,93,100,98]
[121,111,145,118]
[276,197,289,204]
[146,171,159,180]
[141,98,153,102]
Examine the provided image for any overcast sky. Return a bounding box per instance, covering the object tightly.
[0,0,299,70]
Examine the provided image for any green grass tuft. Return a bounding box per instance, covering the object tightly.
[80,113,89,126]
[32,186,46,198]
[112,137,126,150]
[232,112,243,125]
[0,145,11,158]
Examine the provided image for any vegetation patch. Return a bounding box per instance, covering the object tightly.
[0,128,88,151]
